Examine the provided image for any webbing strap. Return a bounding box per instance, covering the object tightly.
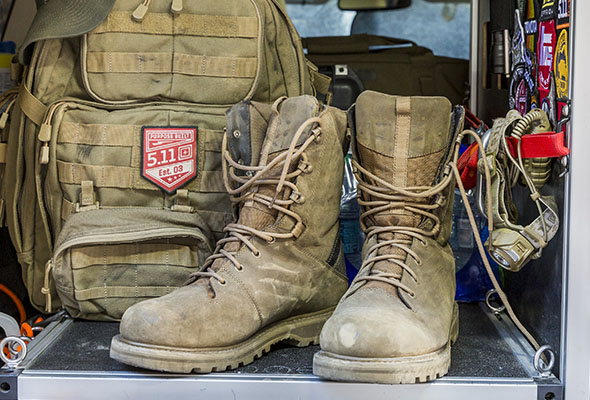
[57,160,225,192]
[75,286,179,301]
[86,52,257,78]
[61,197,75,221]
[0,143,6,163]
[312,70,331,95]
[18,85,47,125]
[71,243,198,269]
[61,198,233,231]
[58,122,223,151]
[92,11,258,38]
[80,180,96,207]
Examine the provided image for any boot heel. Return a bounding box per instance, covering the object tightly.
[284,308,335,347]
[450,302,459,344]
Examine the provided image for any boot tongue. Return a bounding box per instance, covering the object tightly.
[355,91,452,227]
[354,91,452,294]
[229,95,319,233]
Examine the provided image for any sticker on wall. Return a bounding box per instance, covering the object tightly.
[537,19,556,106]
[141,126,198,193]
[554,29,568,99]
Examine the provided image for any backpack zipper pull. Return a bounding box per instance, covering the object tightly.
[0,97,16,130]
[170,0,183,15]
[41,259,54,313]
[38,102,63,165]
[132,0,152,22]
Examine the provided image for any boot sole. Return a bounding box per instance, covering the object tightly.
[110,307,335,373]
[312,303,459,384]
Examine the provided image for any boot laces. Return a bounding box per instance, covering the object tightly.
[190,115,322,286]
[348,159,453,299]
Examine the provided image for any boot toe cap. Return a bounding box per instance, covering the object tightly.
[119,283,260,348]
[319,288,441,358]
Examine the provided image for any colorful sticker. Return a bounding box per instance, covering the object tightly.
[516,79,530,116]
[541,74,558,126]
[554,29,568,99]
[557,0,570,29]
[510,64,534,114]
[537,19,556,106]
[540,0,556,20]
[525,0,539,71]
[512,9,527,67]
[141,127,198,193]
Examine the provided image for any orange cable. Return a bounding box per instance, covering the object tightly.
[0,283,26,324]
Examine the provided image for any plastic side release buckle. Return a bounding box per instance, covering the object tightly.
[506,131,570,158]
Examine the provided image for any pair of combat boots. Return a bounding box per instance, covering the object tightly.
[110,90,463,384]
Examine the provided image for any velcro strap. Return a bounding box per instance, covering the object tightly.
[0,143,6,163]
[93,11,258,38]
[18,85,47,125]
[58,160,225,192]
[86,52,257,78]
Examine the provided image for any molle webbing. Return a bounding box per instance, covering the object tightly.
[86,52,257,79]
[57,122,223,151]
[92,12,259,38]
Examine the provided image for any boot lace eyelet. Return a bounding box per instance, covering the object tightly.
[420,240,427,247]
[218,279,227,286]
[267,237,276,244]
[408,291,416,299]
[235,265,244,272]
[416,258,422,265]
[252,251,261,258]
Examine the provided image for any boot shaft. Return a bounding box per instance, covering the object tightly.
[350,91,463,242]
[224,96,349,265]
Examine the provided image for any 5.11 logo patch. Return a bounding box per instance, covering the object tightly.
[141,126,198,193]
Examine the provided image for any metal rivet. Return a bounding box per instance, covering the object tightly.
[233,130,241,138]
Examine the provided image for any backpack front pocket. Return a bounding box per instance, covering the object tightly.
[50,207,212,321]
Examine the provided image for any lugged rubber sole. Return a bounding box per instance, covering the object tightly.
[313,303,460,384]
[110,307,335,373]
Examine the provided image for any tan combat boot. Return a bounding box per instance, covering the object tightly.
[110,96,350,373]
[314,91,463,384]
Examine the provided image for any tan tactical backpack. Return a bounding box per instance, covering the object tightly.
[0,0,328,320]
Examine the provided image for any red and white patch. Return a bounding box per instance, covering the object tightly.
[141,127,197,193]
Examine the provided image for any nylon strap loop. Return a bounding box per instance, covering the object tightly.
[18,85,47,126]
[80,180,96,207]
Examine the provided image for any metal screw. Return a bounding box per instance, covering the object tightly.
[233,130,241,138]
[562,104,570,118]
